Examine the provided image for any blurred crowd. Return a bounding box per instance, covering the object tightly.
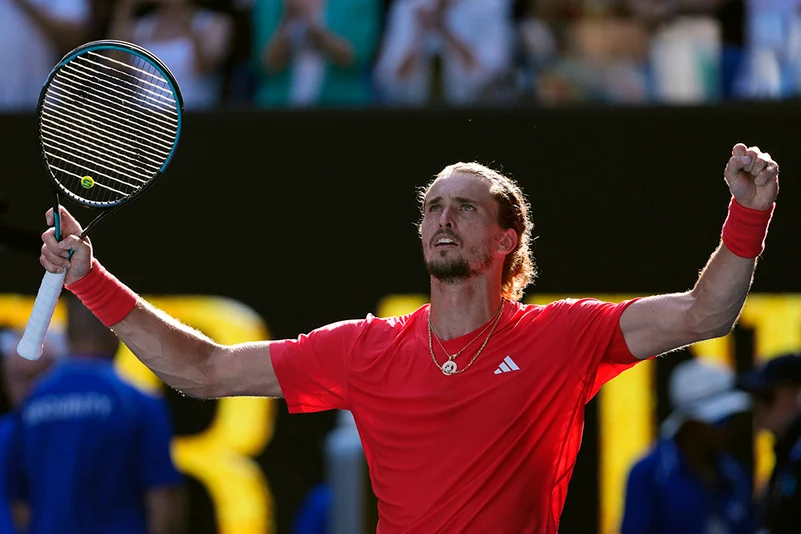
[2,0,801,110]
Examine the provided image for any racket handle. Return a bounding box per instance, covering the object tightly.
[17,270,67,361]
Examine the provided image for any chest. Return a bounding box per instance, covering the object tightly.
[346,327,586,451]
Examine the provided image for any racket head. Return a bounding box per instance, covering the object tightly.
[36,40,183,212]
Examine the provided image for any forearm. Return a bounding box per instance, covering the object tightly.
[263,22,294,72]
[14,1,85,54]
[687,243,756,337]
[189,34,216,75]
[111,301,218,398]
[109,3,136,42]
[440,28,475,69]
[307,24,355,67]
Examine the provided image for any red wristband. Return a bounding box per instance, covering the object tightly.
[721,197,775,258]
[65,259,138,327]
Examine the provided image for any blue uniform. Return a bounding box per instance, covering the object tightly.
[621,439,756,534]
[0,415,17,534]
[7,358,181,534]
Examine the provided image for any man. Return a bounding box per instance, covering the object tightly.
[0,329,63,533]
[621,359,756,534]
[37,142,778,533]
[7,296,185,534]
[374,0,513,106]
[737,353,801,533]
[0,0,90,110]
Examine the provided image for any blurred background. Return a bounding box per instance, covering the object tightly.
[2,1,801,534]
[1,0,801,111]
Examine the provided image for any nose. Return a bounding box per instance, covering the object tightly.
[438,206,454,228]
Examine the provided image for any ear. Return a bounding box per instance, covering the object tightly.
[497,229,518,255]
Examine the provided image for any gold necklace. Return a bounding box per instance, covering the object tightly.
[428,300,505,376]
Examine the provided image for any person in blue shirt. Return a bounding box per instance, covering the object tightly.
[621,358,757,534]
[0,328,64,534]
[6,296,185,534]
[737,353,801,534]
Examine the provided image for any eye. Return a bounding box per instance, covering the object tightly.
[460,204,475,211]
[428,204,442,212]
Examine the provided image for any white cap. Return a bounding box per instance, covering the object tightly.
[661,359,752,438]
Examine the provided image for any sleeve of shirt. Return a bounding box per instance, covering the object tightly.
[270,318,371,414]
[620,457,659,534]
[561,298,645,399]
[139,395,182,490]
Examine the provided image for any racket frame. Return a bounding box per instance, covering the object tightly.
[36,39,184,240]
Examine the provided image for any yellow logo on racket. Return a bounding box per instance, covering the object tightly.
[81,176,95,189]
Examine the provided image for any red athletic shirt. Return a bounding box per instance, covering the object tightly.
[270,298,644,533]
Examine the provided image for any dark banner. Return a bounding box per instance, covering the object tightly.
[1,104,801,534]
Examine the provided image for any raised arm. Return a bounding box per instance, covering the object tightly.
[12,0,88,56]
[620,143,779,359]
[38,208,283,400]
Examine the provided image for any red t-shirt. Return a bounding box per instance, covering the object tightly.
[270,298,644,533]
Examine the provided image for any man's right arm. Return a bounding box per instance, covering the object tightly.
[111,301,283,399]
[39,207,283,400]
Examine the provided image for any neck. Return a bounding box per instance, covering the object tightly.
[429,275,504,340]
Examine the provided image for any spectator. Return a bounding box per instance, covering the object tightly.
[738,0,801,99]
[629,0,746,101]
[534,3,650,105]
[253,0,382,107]
[6,296,185,534]
[373,0,514,106]
[0,329,64,533]
[110,0,234,110]
[737,353,801,534]
[621,359,756,534]
[0,0,91,110]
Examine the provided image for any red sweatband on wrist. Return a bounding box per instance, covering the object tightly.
[65,259,138,327]
[721,197,775,258]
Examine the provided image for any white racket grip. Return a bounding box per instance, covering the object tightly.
[17,270,68,361]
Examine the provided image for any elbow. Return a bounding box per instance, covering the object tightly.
[685,294,738,342]
[180,346,229,400]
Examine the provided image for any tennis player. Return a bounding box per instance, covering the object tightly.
[37,142,779,533]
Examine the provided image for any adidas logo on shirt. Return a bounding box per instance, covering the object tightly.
[494,356,520,374]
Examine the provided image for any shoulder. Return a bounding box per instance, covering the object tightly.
[627,446,661,483]
[354,306,424,342]
[538,298,637,322]
[508,298,596,322]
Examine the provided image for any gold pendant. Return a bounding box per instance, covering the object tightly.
[441,360,458,375]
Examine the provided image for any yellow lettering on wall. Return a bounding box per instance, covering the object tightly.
[0,295,274,534]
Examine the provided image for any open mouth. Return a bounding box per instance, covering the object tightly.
[434,237,458,248]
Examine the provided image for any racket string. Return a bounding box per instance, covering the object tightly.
[40,46,179,207]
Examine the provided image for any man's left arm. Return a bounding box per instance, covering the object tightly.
[620,143,779,360]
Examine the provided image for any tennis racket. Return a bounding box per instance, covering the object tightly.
[16,39,183,361]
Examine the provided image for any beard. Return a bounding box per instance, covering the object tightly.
[425,246,494,284]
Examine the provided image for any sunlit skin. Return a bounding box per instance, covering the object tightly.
[420,171,518,341]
